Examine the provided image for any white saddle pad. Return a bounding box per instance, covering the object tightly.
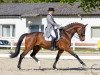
[44,29,60,41]
[44,36,52,41]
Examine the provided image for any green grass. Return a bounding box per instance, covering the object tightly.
[74,48,100,53]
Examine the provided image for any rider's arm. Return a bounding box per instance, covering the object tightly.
[47,15,60,27]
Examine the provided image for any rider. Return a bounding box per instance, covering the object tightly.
[45,7,61,50]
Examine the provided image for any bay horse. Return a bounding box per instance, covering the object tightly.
[10,22,87,69]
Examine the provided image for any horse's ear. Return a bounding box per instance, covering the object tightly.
[83,24,88,28]
[85,24,88,27]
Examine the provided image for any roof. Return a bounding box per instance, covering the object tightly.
[0,3,100,17]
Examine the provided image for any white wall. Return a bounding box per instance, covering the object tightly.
[0,16,100,42]
[0,18,28,40]
[26,16,42,25]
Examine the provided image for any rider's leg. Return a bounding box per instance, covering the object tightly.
[51,30,56,50]
[54,29,58,39]
[51,36,56,50]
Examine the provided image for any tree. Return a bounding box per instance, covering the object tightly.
[0,0,4,2]
[80,0,100,12]
[0,0,99,12]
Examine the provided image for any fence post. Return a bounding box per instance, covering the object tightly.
[10,39,13,49]
[98,40,100,50]
[73,41,75,51]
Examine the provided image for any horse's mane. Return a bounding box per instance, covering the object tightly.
[64,22,83,29]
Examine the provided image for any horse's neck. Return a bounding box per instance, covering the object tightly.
[65,28,76,39]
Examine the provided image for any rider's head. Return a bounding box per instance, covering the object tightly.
[48,7,55,14]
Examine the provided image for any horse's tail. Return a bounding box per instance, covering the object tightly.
[10,33,28,58]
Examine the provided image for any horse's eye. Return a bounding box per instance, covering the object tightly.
[81,33,83,36]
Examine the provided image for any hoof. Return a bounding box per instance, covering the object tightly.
[83,64,87,67]
[38,61,41,69]
[82,65,88,70]
[54,68,57,70]
[17,65,21,70]
[53,65,56,69]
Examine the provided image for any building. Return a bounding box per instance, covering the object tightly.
[0,3,100,47]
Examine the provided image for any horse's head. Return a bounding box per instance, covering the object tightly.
[62,23,87,41]
[76,24,87,41]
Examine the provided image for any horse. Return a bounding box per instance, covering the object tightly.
[10,22,87,69]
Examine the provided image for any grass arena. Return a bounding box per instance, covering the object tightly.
[0,50,100,75]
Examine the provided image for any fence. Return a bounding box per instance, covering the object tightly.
[0,38,98,50]
[71,40,98,50]
[0,38,24,49]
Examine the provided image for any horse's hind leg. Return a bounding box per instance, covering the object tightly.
[17,43,33,69]
[17,50,29,69]
[53,50,64,69]
[30,46,41,69]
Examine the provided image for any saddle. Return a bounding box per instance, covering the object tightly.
[44,28,60,41]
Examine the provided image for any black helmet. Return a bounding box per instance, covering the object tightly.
[48,8,55,11]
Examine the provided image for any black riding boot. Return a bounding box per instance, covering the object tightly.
[51,37,56,50]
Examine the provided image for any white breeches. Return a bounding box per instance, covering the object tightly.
[51,29,60,38]
[51,30,56,38]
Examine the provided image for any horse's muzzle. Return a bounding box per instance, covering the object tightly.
[80,38,85,41]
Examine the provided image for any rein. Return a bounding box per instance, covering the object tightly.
[73,34,80,39]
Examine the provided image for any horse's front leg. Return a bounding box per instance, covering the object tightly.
[66,48,86,67]
[72,53,86,67]
[53,50,64,69]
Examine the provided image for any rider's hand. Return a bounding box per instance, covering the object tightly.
[58,25,62,29]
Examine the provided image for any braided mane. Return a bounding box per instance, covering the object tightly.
[64,22,84,29]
